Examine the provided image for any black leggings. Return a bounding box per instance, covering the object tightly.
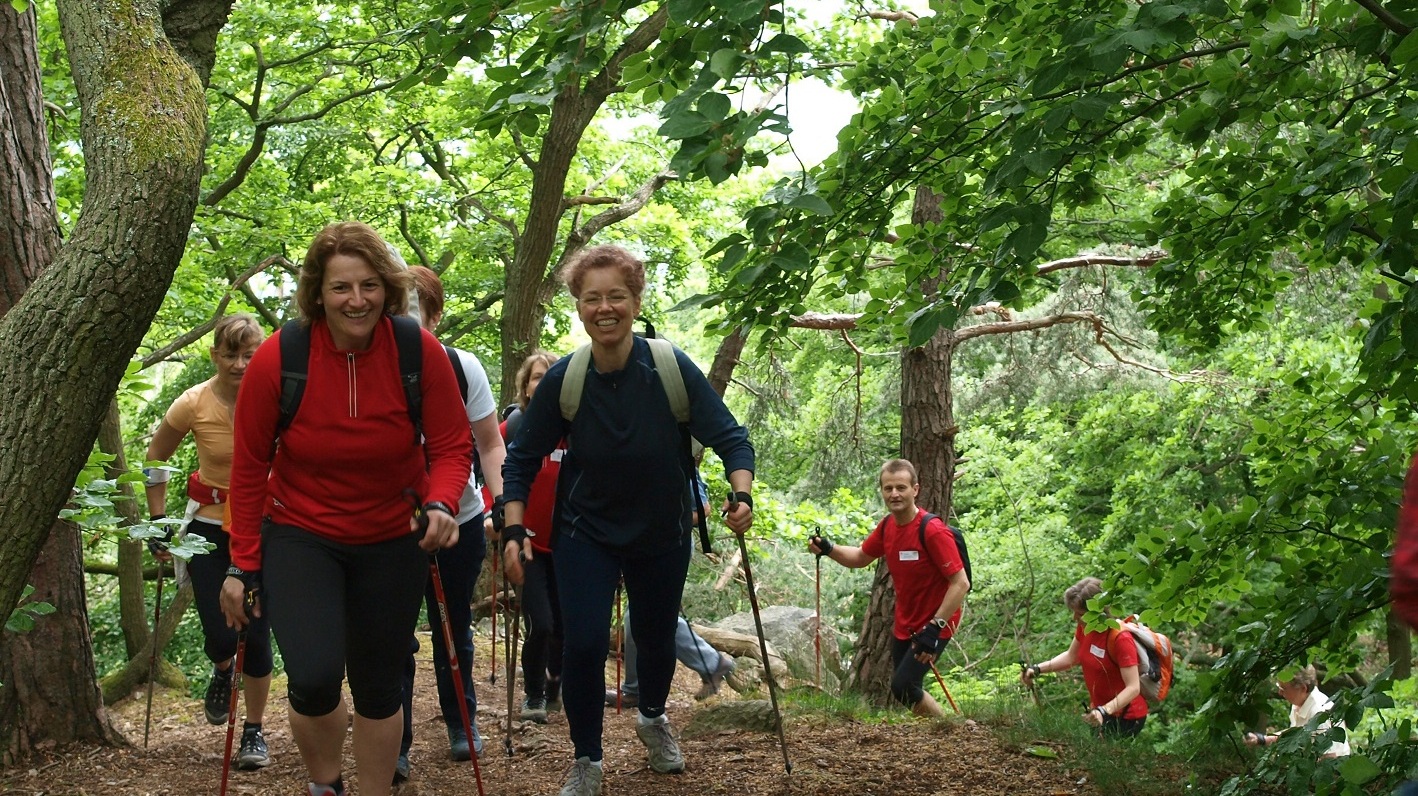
[263,523,427,719]
[185,517,273,677]
[520,550,564,699]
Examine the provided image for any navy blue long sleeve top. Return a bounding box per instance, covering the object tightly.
[502,336,755,555]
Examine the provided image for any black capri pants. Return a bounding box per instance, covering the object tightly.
[262,522,427,719]
[889,635,946,708]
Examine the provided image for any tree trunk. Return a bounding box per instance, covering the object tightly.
[0,520,122,763]
[0,4,59,315]
[706,326,747,398]
[850,187,956,703]
[1389,608,1412,681]
[0,0,232,763]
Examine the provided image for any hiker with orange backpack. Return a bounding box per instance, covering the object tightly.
[1021,577,1149,738]
[809,458,970,718]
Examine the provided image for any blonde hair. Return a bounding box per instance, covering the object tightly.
[211,313,263,354]
[516,350,558,409]
[295,222,410,322]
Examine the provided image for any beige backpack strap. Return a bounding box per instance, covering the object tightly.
[559,344,593,421]
[646,337,690,423]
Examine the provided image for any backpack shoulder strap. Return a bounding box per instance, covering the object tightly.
[390,315,424,445]
[560,344,593,421]
[646,337,690,423]
[276,320,311,436]
[443,344,469,403]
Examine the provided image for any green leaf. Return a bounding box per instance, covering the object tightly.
[787,194,834,216]
[760,33,810,55]
[9,0,29,11]
[1393,33,1418,67]
[658,111,714,139]
[709,48,743,79]
[668,0,709,24]
[698,92,732,122]
[1024,746,1059,759]
[1337,754,1380,784]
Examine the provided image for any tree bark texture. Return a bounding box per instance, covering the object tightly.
[0,520,122,763]
[0,5,60,316]
[851,187,956,704]
[705,326,747,398]
[497,7,669,403]
[0,0,232,763]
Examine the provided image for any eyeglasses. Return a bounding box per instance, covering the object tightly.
[578,292,633,307]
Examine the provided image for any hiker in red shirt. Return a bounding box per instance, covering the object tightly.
[1021,577,1148,737]
[809,458,969,717]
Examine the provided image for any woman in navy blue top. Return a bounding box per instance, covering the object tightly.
[501,244,755,796]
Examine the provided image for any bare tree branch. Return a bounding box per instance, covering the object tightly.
[563,195,620,208]
[139,255,292,368]
[562,169,677,256]
[1035,251,1166,276]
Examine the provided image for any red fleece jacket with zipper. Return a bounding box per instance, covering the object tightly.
[228,317,472,571]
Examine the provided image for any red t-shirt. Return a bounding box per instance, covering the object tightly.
[860,508,964,641]
[499,418,564,554]
[1075,622,1149,720]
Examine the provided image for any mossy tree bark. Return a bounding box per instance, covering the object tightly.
[0,0,232,764]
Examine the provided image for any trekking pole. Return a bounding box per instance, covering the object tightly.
[928,661,962,715]
[729,493,792,774]
[813,536,822,691]
[430,552,486,796]
[505,581,520,759]
[143,561,165,748]
[1019,661,1042,708]
[218,630,247,796]
[489,548,499,685]
[614,579,623,715]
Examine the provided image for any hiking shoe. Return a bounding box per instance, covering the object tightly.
[520,696,548,724]
[603,688,638,709]
[636,717,685,774]
[546,677,562,712]
[447,723,483,761]
[235,724,270,770]
[392,753,410,786]
[695,652,736,700]
[557,757,603,796]
[203,663,233,725]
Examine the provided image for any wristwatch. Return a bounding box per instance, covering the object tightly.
[930,617,948,629]
[423,501,455,517]
[226,565,246,578]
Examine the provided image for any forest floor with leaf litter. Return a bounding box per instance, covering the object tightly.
[0,632,1100,795]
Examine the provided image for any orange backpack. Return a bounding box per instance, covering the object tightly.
[1107,616,1174,704]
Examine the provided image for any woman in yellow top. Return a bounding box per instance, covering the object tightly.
[144,313,273,771]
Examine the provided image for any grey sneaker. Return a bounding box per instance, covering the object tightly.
[520,696,548,724]
[235,724,270,770]
[447,723,484,761]
[635,717,685,774]
[557,757,603,796]
[695,652,736,700]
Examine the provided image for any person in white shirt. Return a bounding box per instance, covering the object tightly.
[1244,665,1350,758]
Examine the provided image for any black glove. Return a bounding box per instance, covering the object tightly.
[490,495,506,533]
[809,533,833,557]
[911,621,945,657]
[501,523,533,558]
[146,514,172,556]
[226,566,262,618]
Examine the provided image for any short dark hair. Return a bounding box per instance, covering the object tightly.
[296,222,410,323]
[559,244,646,299]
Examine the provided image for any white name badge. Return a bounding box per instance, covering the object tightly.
[1090,644,1106,658]
[550,449,566,463]
[899,550,920,561]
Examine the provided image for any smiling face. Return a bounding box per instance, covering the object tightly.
[879,468,920,518]
[319,253,386,350]
[575,266,642,352]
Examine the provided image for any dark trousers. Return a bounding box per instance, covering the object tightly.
[400,514,485,754]
[185,517,273,677]
[888,636,932,708]
[520,551,564,699]
[263,523,426,719]
[555,532,691,762]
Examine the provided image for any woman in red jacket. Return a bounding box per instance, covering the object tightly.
[220,221,472,796]
[1020,577,1148,737]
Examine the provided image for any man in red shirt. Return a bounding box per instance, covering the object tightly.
[809,459,969,717]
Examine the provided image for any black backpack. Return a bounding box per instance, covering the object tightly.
[275,315,466,450]
[874,511,973,587]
